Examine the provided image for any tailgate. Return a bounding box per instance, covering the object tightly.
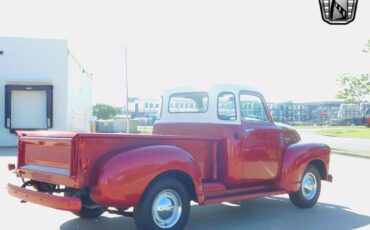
[17,131,80,188]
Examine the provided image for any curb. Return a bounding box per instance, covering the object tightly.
[332,150,370,160]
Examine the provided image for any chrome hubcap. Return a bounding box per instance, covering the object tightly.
[152,189,182,228]
[302,172,317,200]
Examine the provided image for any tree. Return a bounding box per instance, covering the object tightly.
[335,74,370,103]
[362,40,370,53]
[93,103,119,119]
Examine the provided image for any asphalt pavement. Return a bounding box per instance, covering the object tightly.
[1,148,370,230]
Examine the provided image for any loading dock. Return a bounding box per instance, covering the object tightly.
[0,37,92,146]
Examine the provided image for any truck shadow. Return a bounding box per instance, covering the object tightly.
[60,197,370,230]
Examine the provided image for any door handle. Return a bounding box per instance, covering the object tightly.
[242,129,254,138]
[243,129,254,134]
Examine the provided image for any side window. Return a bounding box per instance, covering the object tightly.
[218,92,236,121]
[240,93,269,122]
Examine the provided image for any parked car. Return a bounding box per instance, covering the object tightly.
[7,84,332,230]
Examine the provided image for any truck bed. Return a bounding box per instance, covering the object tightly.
[16,131,222,188]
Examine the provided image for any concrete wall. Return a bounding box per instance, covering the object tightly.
[0,37,69,146]
[67,52,93,132]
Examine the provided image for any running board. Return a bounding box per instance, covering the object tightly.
[203,188,285,205]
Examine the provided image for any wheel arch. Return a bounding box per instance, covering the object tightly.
[308,159,327,180]
[143,170,198,203]
[280,142,330,193]
[89,145,204,208]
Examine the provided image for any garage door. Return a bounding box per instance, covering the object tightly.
[5,85,53,132]
[11,90,47,129]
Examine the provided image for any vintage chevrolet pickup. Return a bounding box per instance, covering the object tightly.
[7,85,332,230]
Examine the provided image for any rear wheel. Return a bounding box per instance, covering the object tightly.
[73,204,105,219]
[65,190,105,218]
[134,177,190,230]
[289,165,321,208]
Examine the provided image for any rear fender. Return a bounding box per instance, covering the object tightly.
[279,143,330,193]
[89,145,203,208]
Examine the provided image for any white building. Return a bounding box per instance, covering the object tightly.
[0,37,92,146]
[124,98,161,116]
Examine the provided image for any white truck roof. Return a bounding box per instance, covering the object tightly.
[157,84,264,124]
[162,84,259,96]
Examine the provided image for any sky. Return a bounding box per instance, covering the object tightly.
[1,0,369,106]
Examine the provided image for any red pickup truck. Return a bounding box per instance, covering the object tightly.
[7,85,332,230]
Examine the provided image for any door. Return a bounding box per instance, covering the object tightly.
[11,90,47,129]
[5,85,53,132]
[239,92,283,184]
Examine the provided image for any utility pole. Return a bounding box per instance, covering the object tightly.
[125,46,130,133]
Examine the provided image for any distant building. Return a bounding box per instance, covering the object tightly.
[268,101,369,125]
[122,97,369,126]
[124,98,161,117]
[0,37,92,146]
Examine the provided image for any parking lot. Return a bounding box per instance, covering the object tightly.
[1,148,370,230]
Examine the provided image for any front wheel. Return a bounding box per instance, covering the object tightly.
[134,177,190,230]
[289,165,321,208]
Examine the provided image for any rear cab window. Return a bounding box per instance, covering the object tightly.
[169,92,208,113]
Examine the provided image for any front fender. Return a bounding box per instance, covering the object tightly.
[279,142,330,193]
[89,145,203,208]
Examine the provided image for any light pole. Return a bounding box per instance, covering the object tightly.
[125,46,130,133]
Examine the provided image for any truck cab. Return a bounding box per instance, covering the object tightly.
[7,84,332,230]
[154,85,301,188]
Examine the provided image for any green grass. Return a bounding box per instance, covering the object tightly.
[293,126,324,129]
[311,126,370,139]
[294,125,370,139]
[138,125,370,138]
[137,125,370,155]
